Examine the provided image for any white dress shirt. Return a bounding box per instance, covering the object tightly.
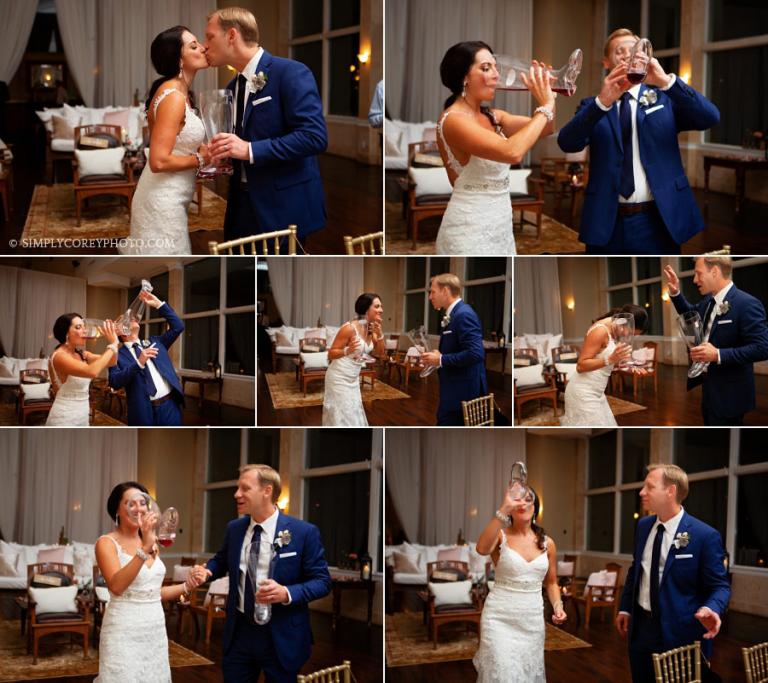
[127,327,171,401]
[595,74,677,204]
[636,506,685,612]
[237,506,291,612]
[234,47,264,175]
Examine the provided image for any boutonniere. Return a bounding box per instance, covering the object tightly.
[673,531,690,549]
[140,339,151,348]
[638,89,658,107]
[250,71,268,94]
[441,314,451,329]
[715,301,730,316]
[273,530,291,552]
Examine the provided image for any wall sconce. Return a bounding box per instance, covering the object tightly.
[566,298,575,311]
[680,70,691,84]
[661,290,671,302]
[277,495,289,511]
[357,50,370,65]
[633,512,640,520]
[33,64,63,89]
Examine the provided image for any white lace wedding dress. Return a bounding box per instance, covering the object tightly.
[45,350,90,426]
[322,322,373,426]
[474,530,549,682]
[120,89,205,255]
[560,322,617,426]
[95,536,170,682]
[435,110,515,255]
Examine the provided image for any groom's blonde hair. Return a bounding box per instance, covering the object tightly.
[209,7,259,45]
[647,464,689,503]
[697,254,733,279]
[240,464,281,502]
[603,28,639,58]
[432,273,461,296]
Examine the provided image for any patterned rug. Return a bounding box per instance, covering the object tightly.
[0,619,213,681]
[265,372,410,409]
[0,403,124,426]
[516,395,648,426]
[385,611,591,667]
[21,183,226,241]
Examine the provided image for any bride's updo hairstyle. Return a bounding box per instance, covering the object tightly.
[145,25,195,113]
[107,481,149,527]
[594,303,649,334]
[52,312,85,361]
[440,41,493,109]
[529,486,547,551]
[354,292,381,317]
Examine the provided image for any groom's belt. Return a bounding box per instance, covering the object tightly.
[618,200,656,216]
[150,393,174,407]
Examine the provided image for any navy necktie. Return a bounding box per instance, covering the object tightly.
[235,74,247,137]
[650,523,665,619]
[619,92,635,199]
[243,524,263,623]
[133,344,157,397]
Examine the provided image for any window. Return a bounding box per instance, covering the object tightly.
[603,258,666,336]
[588,493,615,552]
[588,431,617,489]
[674,429,730,472]
[290,0,361,117]
[622,429,651,483]
[737,472,768,568]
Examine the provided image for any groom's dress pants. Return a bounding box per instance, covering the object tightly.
[629,607,665,683]
[702,382,745,425]
[223,611,295,683]
[585,203,680,255]
[149,395,183,426]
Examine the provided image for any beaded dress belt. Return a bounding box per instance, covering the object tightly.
[492,577,542,592]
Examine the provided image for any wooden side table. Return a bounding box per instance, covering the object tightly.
[179,372,223,410]
[330,577,375,632]
[703,154,768,215]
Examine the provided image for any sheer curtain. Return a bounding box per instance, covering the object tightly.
[386,0,533,122]
[514,257,563,335]
[386,429,526,544]
[0,266,19,354]
[267,258,364,328]
[0,430,137,544]
[55,0,97,106]
[0,2,37,83]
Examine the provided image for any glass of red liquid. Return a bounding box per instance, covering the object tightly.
[627,39,652,84]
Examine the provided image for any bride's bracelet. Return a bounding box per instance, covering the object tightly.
[193,152,204,175]
[533,106,554,122]
[495,509,512,526]
[107,342,119,355]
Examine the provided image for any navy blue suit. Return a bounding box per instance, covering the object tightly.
[558,78,719,252]
[437,299,488,425]
[107,303,185,426]
[225,50,328,243]
[671,284,768,425]
[206,512,332,681]
[620,512,731,682]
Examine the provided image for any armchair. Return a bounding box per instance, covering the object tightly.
[513,348,557,422]
[571,562,623,627]
[423,560,482,648]
[17,369,54,425]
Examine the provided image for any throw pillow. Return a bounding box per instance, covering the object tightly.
[408,167,452,198]
[514,364,545,388]
[51,114,75,141]
[300,352,329,370]
[37,546,66,563]
[74,147,126,178]
[428,580,472,608]
[0,554,18,577]
[392,551,421,575]
[21,382,51,400]
[28,585,78,615]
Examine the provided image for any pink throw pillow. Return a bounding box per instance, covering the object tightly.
[437,547,463,562]
[103,109,130,134]
[37,546,66,564]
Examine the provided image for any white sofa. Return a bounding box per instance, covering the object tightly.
[384,119,437,171]
[0,540,97,590]
[266,325,342,357]
[0,357,48,387]
[36,104,145,153]
[514,333,564,366]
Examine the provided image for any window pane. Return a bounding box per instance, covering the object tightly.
[636,283,662,336]
[674,429,730,472]
[609,287,633,310]
[329,33,360,117]
[145,321,167,339]
[405,292,424,332]
[622,429,650,483]
[305,471,370,567]
[247,429,280,468]
[208,430,242,482]
[620,489,643,554]
[226,312,255,376]
[587,493,615,552]
[707,46,768,146]
[739,429,768,465]
[680,274,699,302]
[608,1,641,37]
[733,264,768,315]
[293,42,323,98]
[330,0,360,30]
[635,258,661,281]
[709,0,768,41]
[464,282,504,339]
[182,316,219,371]
[292,0,323,38]
[648,0,681,50]
[184,259,220,314]
[657,55,679,78]
[466,258,507,281]
[226,257,255,309]
[736,472,768,568]
[306,429,372,467]
[686,478,728,543]
[589,431,617,489]
[429,257,450,278]
[406,259,426,290]
[608,259,632,286]
[206,487,237,553]
[427,302,442,336]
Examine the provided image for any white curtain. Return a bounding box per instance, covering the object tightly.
[0,266,19,356]
[514,257,563,335]
[267,258,365,328]
[386,0,533,122]
[0,1,37,83]
[386,429,526,544]
[55,0,97,106]
[1,430,137,545]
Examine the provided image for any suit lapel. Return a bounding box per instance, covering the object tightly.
[242,50,272,132]
[232,516,250,572]
[660,513,690,588]
[708,285,736,345]
[272,512,293,580]
[635,84,647,140]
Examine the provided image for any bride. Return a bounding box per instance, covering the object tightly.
[322,293,386,426]
[95,482,206,681]
[474,482,566,681]
[560,304,648,426]
[121,26,211,255]
[436,41,555,255]
[46,314,119,426]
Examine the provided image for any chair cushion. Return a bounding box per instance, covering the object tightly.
[434,603,478,614]
[77,173,129,185]
[74,147,126,178]
[510,193,538,202]
[408,166,452,198]
[514,364,545,388]
[555,362,578,380]
[415,193,450,205]
[20,382,51,401]
[428,580,472,608]
[28,585,78,615]
[204,577,229,606]
[51,138,75,152]
[300,351,329,370]
[95,586,111,603]
[35,610,83,622]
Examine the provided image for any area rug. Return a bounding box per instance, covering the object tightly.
[385,611,591,667]
[0,403,124,426]
[22,183,226,241]
[0,620,213,681]
[516,395,648,426]
[265,372,410,409]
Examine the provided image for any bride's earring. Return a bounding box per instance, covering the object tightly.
[462,81,467,99]
[115,513,120,527]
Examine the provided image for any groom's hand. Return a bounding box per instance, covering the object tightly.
[663,265,680,297]
[645,57,673,89]
[139,291,162,309]
[597,63,630,107]
[256,579,289,604]
[210,133,250,163]
[690,342,718,363]
[421,350,442,367]
[615,612,630,638]
[695,606,721,639]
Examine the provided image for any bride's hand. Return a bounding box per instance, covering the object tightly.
[98,320,119,346]
[370,321,383,340]
[552,607,567,624]
[521,60,555,110]
[138,511,158,553]
[608,343,632,365]
[197,143,212,166]
[500,484,516,516]
[345,335,361,356]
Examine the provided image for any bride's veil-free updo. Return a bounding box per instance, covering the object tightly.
[145,25,195,113]
[440,41,497,128]
[354,292,381,318]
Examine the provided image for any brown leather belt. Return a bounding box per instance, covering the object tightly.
[618,201,656,216]
[151,394,173,407]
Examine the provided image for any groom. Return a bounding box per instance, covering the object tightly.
[204,7,327,246]
[665,255,768,425]
[421,273,487,425]
[558,28,720,254]
[204,465,332,682]
[616,464,730,682]
[108,291,185,426]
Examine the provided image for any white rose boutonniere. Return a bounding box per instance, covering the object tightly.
[715,301,731,316]
[441,314,451,329]
[273,530,292,552]
[638,89,658,108]
[673,531,690,549]
[140,339,152,348]
[250,71,268,94]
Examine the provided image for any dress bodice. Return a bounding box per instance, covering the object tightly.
[49,350,91,400]
[493,531,549,591]
[151,88,206,156]
[99,536,165,603]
